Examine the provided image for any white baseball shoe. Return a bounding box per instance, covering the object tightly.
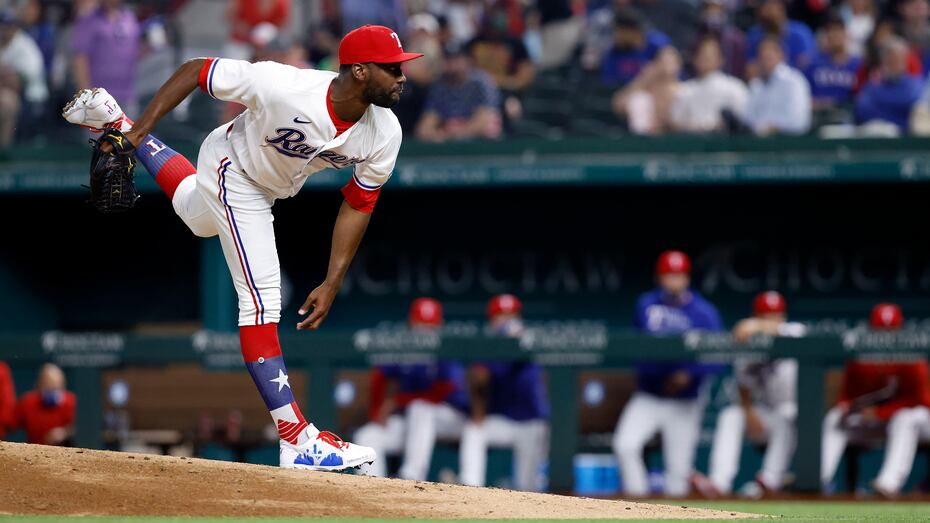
[279,426,376,472]
[62,88,132,132]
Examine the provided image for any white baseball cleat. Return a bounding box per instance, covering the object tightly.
[279,426,376,471]
[62,88,132,132]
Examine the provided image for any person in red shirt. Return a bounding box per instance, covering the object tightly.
[820,303,930,492]
[16,363,76,445]
[0,361,16,439]
[354,298,470,479]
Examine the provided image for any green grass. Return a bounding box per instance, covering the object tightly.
[2,502,930,522]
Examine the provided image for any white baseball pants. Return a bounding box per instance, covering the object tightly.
[459,416,549,491]
[874,406,930,493]
[613,392,704,497]
[171,126,281,326]
[354,401,466,481]
[708,404,796,493]
[820,406,850,486]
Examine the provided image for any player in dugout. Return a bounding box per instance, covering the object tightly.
[15,363,76,446]
[693,291,806,498]
[614,250,725,497]
[355,298,470,480]
[820,303,930,494]
[460,294,550,491]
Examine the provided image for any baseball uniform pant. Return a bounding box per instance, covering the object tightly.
[459,416,549,491]
[708,404,796,493]
[613,392,704,497]
[874,406,930,493]
[171,126,281,326]
[820,405,851,487]
[355,414,406,477]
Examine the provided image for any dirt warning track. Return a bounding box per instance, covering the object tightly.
[0,442,760,519]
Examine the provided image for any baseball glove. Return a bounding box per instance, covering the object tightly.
[87,129,140,213]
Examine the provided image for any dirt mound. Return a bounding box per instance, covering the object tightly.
[0,442,758,519]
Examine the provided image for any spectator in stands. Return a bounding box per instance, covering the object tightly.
[612,47,683,135]
[694,291,804,497]
[600,9,671,87]
[671,37,749,134]
[855,37,924,132]
[746,0,817,73]
[695,0,747,78]
[839,0,875,57]
[340,0,407,39]
[635,0,700,53]
[226,0,291,61]
[614,250,725,497]
[17,0,55,75]
[744,36,812,136]
[0,361,15,440]
[805,14,861,111]
[71,0,141,115]
[415,46,502,142]
[467,7,535,125]
[0,9,47,147]
[355,298,470,480]
[582,0,626,71]
[536,0,584,70]
[393,14,443,134]
[15,363,76,445]
[460,295,550,492]
[897,0,930,73]
[855,19,924,91]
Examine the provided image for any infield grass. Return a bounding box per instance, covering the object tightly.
[3,501,930,522]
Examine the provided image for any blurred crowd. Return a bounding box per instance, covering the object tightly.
[6,0,930,147]
[356,250,930,497]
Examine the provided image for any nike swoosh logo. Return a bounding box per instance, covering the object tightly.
[293,117,312,124]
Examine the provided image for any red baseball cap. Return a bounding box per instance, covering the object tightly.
[753,291,786,316]
[656,250,691,275]
[408,297,443,327]
[870,303,903,330]
[339,25,424,65]
[487,294,523,319]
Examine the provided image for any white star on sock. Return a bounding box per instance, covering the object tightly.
[270,369,291,392]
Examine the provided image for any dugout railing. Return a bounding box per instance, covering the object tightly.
[2,330,928,492]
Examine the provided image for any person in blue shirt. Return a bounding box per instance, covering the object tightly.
[746,0,816,71]
[856,37,925,131]
[460,295,550,491]
[356,298,470,480]
[600,8,671,87]
[614,250,725,497]
[804,15,861,109]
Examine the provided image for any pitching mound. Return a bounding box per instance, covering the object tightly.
[0,442,758,519]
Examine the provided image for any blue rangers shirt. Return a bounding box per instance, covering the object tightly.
[633,288,725,398]
[804,52,861,105]
[378,362,470,413]
[480,361,549,421]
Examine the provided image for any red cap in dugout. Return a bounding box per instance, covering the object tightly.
[487,294,523,319]
[339,25,424,65]
[753,291,786,316]
[870,302,903,330]
[408,297,443,327]
[655,250,691,275]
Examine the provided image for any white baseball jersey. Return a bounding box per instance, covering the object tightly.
[734,359,797,419]
[198,58,402,203]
